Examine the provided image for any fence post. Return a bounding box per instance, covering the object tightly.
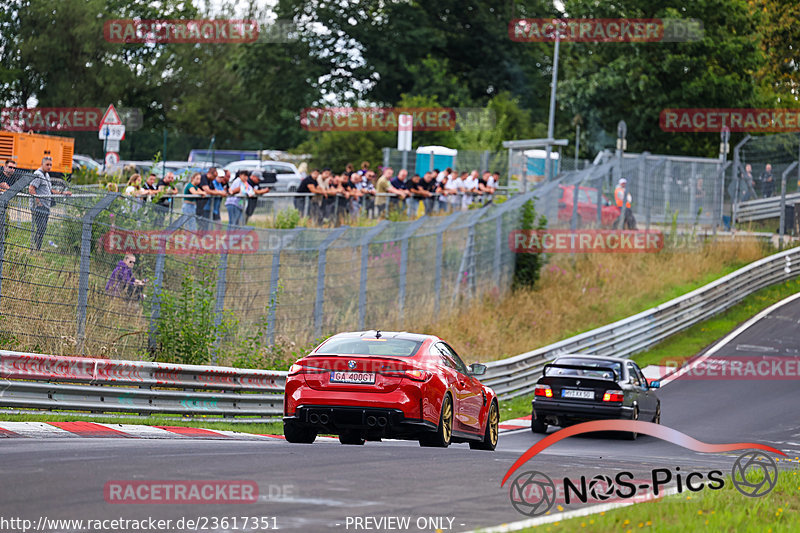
[493,214,503,287]
[148,214,191,353]
[76,193,120,354]
[211,236,230,364]
[663,159,672,219]
[434,212,462,316]
[731,135,751,230]
[382,147,390,169]
[358,221,389,330]
[779,162,799,249]
[266,230,300,346]
[0,175,33,308]
[314,227,347,338]
[481,150,490,173]
[397,216,428,323]
[637,153,648,213]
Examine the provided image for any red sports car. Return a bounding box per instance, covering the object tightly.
[557,185,620,227]
[283,331,499,450]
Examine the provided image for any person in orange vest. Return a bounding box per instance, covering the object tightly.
[614,178,637,230]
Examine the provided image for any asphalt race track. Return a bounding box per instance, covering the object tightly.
[2,296,800,532]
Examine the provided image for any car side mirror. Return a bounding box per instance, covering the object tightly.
[648,380,660,389]
[469,363,487,376]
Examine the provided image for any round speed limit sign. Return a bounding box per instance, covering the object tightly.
[105,152,120,167]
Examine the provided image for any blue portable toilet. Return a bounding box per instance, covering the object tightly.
[415,146,457,175]
[524,149,560,179]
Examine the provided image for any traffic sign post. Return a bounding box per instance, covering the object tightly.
[100,104,124,173]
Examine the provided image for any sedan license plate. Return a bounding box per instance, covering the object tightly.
[330,371,375,384]
[562,389,594,400]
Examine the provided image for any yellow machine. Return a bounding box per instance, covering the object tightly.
[0,130,74,173]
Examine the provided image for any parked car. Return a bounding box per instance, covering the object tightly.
[557,185,620,226]
[223,160,302,192]
[531,355,660,440]
[71,154,102,173]
[283,330,499,450]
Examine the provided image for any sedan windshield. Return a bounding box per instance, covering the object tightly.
[315,338,423,357]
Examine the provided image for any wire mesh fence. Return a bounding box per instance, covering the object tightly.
[0,168,533,363]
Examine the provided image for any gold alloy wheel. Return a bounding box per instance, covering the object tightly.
[488,402,499,446]
[442,396,453,443]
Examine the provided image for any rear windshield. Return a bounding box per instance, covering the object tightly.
[545,358,621,380]
[314,337,423,357]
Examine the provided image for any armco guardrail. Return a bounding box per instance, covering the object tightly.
[481,246,800,399]
[736,193,800,223]
[1,246,799,414]
[0,352,287,418]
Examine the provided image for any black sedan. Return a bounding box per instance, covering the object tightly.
[531,355,660,440]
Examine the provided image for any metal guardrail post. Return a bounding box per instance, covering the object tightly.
[0,175,33,309]
[313,226,347,338]
[398,216,428,323]
[689,161,697,220]
[76,193,120,353]
[779,162,799,249]
[148,214,191,353]
[637,153,648,212]
[358,221,388,330]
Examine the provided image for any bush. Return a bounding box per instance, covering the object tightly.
[274,207,301,229]
[149,263,234,365]
[512,199,547,290]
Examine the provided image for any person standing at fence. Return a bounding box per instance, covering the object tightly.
[359,170,377,217]
[141,173,159,200]
[225,170,253,226]
[182,172,206,231]
[0,159,18,190]
[156,171,178,210]
[296,169,323,216]
[760,164,774,198]
[614,178,637,230]
[242,170,270,224]
[28,156,72,250]
[210,170,228,222]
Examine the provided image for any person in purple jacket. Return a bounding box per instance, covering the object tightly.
[106,254,146,299]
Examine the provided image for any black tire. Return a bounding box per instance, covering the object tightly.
[531,417,548,434]
[627,407,639,440]
[419,393,453,448]
[470,401,499,451]
[284,422,316,444]
[653,403,661,424]
[339,430,365,446]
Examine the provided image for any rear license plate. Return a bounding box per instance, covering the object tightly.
[562,389,594,400]
[330,371,376,384]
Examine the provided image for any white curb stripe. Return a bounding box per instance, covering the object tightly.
[0,422,79,438]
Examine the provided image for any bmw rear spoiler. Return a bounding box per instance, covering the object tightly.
[542,363,619,381]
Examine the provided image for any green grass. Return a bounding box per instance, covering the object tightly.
[633,277,800,369]
[0,411,283,435]
[498,276,800,423]
[512,464,800,533]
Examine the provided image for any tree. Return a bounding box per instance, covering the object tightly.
[748,0,800,106]
[558,0,770,156]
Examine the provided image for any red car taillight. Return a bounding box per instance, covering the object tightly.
[288,363,326,376]
[534,384,553,398]
[380,368,431,382]
[603,390,624,402]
